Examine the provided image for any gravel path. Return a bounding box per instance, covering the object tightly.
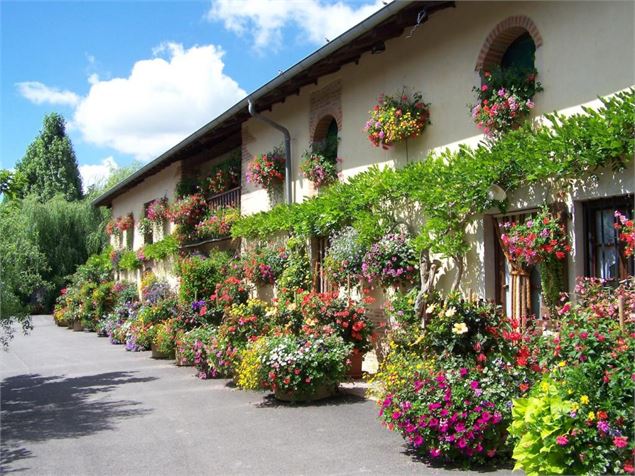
[1,316,516,475]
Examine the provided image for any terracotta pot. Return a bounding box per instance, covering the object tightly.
[151,343,174,360]
[274,383,337,402]
[346,350,363,379]
[72,321,84,332]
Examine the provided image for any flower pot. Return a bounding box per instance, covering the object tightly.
[274,383,337,402]
[346,350,364,379]
[151,343,174,360]
[72,321,84,332]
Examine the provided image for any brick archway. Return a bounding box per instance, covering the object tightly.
[475,15,543,71]
[312,114,339,143]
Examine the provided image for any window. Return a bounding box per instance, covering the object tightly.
[143,201,154,245]
[501,32,536,72]
[584,195,634,281]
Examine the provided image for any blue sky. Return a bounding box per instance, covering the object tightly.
[1,0,384,188]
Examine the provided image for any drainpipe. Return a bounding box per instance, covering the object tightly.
[247,98,292,205]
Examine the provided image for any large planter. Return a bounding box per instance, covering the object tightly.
[274,383,337,402]
[151,344,174,360]
[72,321,84,332]
[346,350,363,379]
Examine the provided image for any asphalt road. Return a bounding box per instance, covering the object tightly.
[1,316,516,476]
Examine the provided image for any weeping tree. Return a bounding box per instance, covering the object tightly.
[21,195,109,309]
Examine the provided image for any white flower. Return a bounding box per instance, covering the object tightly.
[452,322,468,335]
[445,307,457,318]
[426,304,436,314]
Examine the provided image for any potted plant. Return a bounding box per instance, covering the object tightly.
[361,232,418,288]
[246,146,285,195]
[152,319,176,359]
[259,334,352,402]
[470,67,542,136]
[364,90,431,149]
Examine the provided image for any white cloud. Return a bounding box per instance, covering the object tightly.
[16,81,80,107]
[17,43,246,162]
[207,0,387,50]
[73,43,246,161]
[79,156,119,191]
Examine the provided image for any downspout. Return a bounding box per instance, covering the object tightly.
[247,98,292,205]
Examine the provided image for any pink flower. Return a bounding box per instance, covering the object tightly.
[413,435,424,447]
[614,436,628,448]
[429,448,442,458]
[556,435,569,446]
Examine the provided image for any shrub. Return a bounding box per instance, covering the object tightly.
[175,251,230,303]
[235,338,268,390]
[510,279,635,475]
[207,276,251,324]
[324,227,366,287]
[242,245,287,285]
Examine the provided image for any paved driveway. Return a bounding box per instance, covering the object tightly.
[1,316,515,475]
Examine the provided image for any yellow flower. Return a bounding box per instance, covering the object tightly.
[588,411,595,421]
[540,381,550,392]
[558,361,567,367]
[580,395,589,405]
[567,389,573,395]
[570,402,579,412]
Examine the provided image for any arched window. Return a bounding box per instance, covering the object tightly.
[476,16,543,72]
[312,115,339,161]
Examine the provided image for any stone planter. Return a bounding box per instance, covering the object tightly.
[72,321,84,332]
[346,350,364,379]
[274,383,337,402]
[151,344,174,360]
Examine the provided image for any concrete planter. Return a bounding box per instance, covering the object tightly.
[274,383,337,402]
[346,350,363,379]
[72,321,84,332]
[151,344,174,360]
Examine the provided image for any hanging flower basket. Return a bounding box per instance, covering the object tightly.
[247,147,285,193]
[364,90,430,149]
[470,67,542,136]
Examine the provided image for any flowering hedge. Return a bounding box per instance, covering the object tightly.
[470,67,542,136]
[365,91,430,148]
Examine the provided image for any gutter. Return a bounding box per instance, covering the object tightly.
[91,1,440,208]
[247,98,292,204]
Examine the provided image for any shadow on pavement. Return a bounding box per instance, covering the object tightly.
[0,371,156,473]
[402,446,516,473]
[255,391,367,408]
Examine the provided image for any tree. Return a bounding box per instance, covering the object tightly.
[0,201,49,347]
[15,113,83,201]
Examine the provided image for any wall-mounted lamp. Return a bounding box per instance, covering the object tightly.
[487,184,507,202]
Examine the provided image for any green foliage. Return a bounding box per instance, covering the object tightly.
[276,237,311,292]
[0,202,49,345]
[15,113,83,201]
[233,91,634,264]
[175,251,231,302]
[118,250,141,271]
[141,235,179,261]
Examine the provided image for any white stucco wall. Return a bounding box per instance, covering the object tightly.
[240,0,634,215]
